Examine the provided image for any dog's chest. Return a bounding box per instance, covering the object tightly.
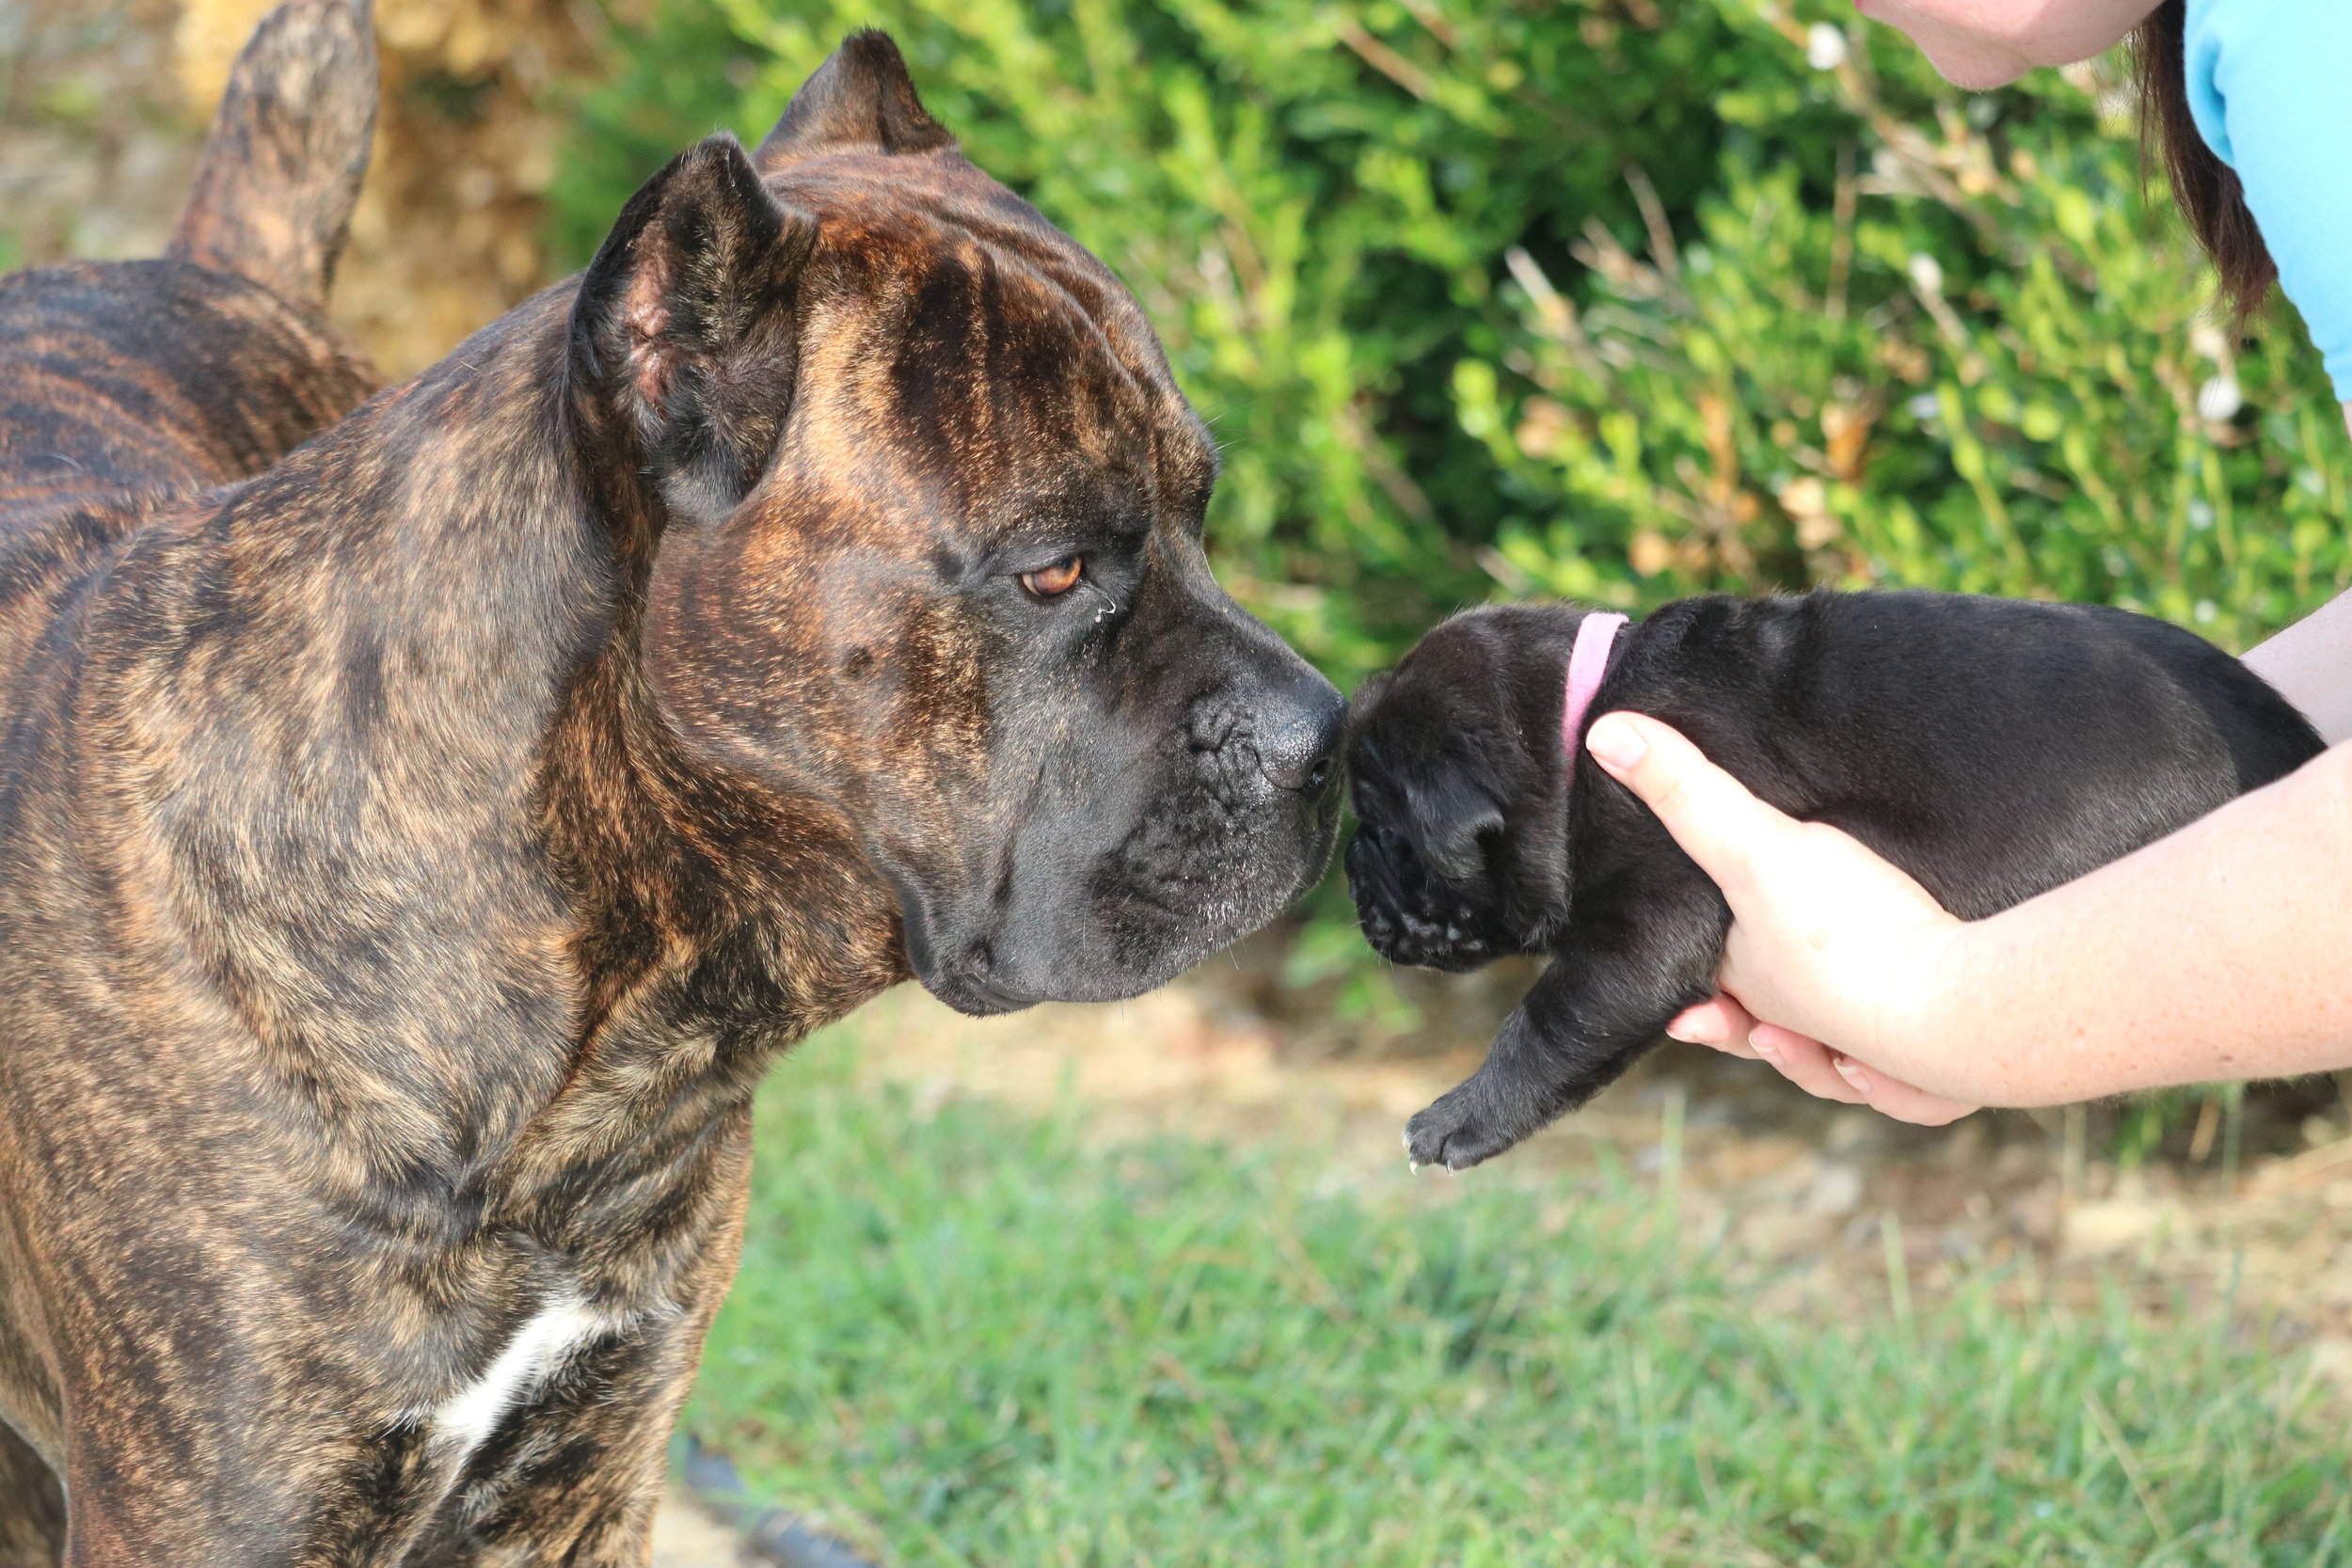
[422,1292,622,1465]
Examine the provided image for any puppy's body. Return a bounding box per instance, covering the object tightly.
[1346,593,2322,1169]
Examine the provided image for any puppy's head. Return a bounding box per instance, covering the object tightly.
[567,35,1344,1014]
[1344,604,1592,970]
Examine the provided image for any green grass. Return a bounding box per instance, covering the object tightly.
[693,1032,2351,1566]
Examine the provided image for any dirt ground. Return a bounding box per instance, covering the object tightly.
[651,1490,759,1568]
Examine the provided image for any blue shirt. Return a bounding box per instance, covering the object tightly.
[2186,0,2352,401]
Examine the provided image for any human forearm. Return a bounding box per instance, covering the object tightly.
[1877,741,2352,1103]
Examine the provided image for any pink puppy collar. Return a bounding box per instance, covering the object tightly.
[1562,611,1629,760]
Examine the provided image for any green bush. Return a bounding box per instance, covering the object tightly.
[1462,21,2352,657]
[554,0,2350,682]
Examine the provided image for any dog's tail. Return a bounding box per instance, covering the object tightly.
[167,0,377,316]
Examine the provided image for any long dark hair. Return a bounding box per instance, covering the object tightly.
[2134,0,2276,317]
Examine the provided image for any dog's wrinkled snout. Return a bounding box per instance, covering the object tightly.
[1252,673,1346,795]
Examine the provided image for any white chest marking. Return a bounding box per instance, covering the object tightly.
[430,1295,608,1460]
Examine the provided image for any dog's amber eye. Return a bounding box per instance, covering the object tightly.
[1020,556,1085,598]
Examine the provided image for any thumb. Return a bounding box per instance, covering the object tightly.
[1583,711,1798,898]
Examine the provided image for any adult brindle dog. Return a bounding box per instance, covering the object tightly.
[0,25,1344,1564]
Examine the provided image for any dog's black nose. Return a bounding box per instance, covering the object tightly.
[1255,674,1346,794]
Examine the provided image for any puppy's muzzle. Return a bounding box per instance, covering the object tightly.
[1343,823,1503,973]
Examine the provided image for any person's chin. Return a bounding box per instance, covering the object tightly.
[1917,37,2034,90]
[1853,0,2036,89]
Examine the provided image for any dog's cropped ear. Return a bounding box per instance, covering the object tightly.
[571,133,819,527]
[753,30,955,170]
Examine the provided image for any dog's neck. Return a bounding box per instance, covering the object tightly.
[107,284,903,1220]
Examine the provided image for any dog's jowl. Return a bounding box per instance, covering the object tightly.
[0,22,1342,1566]
[1345,593,2322,1171]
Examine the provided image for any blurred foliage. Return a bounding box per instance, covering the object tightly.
[553,0,2351,682]
[551,0,2352,1020]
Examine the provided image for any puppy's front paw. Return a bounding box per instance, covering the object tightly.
[1403,1083,1521,1172]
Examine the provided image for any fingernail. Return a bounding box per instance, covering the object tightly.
[1748,1032,1778,1064]
[1833,1054,1869,1091]
[1667,1018,1719,1045]
[1585,714,1645,771]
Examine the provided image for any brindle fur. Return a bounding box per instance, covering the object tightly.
[0,5,384,1556]
[0,5,382,1557]
[0,28,1342,1562]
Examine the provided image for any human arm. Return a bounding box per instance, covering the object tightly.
[1582,711,2352,1109]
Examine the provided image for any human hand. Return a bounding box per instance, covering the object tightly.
[1663,994,1979,1125]
[1582,710,1983,1126]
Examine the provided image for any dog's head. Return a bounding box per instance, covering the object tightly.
[564,35,1343,1014]
[1343,603,1590,971]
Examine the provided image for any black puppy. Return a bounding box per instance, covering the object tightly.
[1345,592,2323,1170]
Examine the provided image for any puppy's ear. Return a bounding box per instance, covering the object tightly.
[1412,780,1505,885]
[1348,669,1505,883]
[571,133,818,526]
[753,31,955,170]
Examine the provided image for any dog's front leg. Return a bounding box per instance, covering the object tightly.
[401,1140,755,1568]
[1405,863,1725,1170]
[390,1306,712,1568]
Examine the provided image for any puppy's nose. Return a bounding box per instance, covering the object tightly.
[1255,673,1346,794]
